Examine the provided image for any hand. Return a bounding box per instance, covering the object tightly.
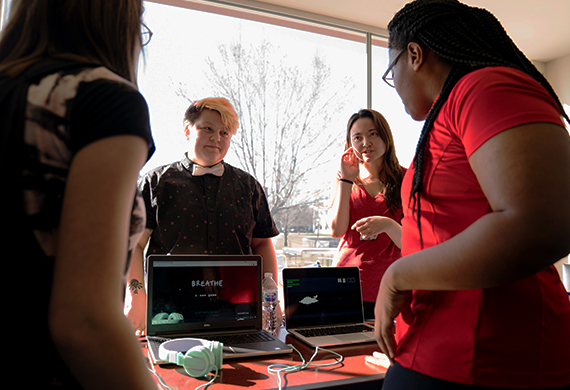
[365,351,391,368]
[374,266,412,364]
[352,216,394,240]
[339,147,359,182]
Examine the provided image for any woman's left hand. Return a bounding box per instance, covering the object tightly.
[352,216,393,240]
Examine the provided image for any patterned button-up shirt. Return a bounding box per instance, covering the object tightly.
[139,154,279,256]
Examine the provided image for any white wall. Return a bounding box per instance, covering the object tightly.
[532,56,569,109]
[548,54,570,276]
[533,56,570,276]
[546,53,570,107]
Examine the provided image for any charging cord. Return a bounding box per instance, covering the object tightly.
[194,366,218,390]
[148,346,343,390]
[148,366,172,390]
[267,345,344,390]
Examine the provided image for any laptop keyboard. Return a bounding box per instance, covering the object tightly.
[198,331,276,345]
[296,324,373,338]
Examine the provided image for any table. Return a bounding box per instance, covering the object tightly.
[143,327,387,389]
[301,237,340,248]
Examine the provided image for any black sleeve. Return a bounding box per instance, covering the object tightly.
[68,78,155,161]
[251,177,280,238]
[138,171,158,231]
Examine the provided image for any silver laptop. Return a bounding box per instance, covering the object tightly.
[145,254,292,364]
[283,266,376,347]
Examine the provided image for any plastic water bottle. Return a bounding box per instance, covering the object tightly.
[262,272,279,334]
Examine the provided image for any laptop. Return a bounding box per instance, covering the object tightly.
[145,254,292,364]
[282,266,376,347]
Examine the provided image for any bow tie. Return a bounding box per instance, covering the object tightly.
[192,163,224,177]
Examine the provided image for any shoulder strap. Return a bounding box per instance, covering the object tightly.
[0,69,38,260]
[0,75,28,168]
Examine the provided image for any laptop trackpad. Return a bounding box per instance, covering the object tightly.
[335,333,373,342]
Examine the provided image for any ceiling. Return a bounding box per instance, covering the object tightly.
[253,0,570,63]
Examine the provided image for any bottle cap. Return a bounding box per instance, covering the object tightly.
[264,272,273,278]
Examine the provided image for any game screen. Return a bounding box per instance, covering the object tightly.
[284,267,364,328]
[148,258,260,333]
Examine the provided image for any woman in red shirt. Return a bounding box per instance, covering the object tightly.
[374,0,570,389]
[330,109,405,320]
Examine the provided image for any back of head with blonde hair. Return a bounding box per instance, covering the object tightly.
[183,97,240,139]
[0,0,144,83]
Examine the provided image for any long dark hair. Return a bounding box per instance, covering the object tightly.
[388,0,569,244]
[346,109,403,214]
[0,0,144,83]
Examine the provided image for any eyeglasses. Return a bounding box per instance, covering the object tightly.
[141,22,153,47]
[382,49,405,88]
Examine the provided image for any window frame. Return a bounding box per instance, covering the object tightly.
[147,0,389,108]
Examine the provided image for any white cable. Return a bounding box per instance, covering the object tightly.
[195,366,219,390]
[149,346,343,390]
[267,345,344,390]
[148,366,173,390]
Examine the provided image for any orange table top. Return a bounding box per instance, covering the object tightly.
[143,327,388,389]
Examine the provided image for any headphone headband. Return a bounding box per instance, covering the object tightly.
[158,338,224,378]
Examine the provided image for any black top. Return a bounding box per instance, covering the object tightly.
[1,62,154,388]
[139,155,279,256]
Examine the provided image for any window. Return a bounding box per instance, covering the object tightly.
[138,0,421,272]
[371,37,424,167]
[0,0,12,30]
[566,104,570,132]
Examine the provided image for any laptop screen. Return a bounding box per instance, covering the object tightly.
[283,266,365,328]
[146,254,262,336]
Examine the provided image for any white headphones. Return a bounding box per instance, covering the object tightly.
[158,338,224,378]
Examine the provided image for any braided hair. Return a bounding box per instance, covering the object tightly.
[388,0,569,246]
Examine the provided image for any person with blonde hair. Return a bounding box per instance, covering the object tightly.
[126,97,280,335]
[0,0,157,388]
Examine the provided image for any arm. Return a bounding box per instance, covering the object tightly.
[329,148,360,238]
[351,216,402,248]
[124,228,152,336]
[252,237,278,279]
[49,135,156,390]
[375,123,570,360]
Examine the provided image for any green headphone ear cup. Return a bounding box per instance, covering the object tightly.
[182,346,215,378]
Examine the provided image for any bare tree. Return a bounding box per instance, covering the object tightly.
[178,39,353,231]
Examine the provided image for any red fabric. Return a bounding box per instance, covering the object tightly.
[397,67,570,388]
[336,176,404,302]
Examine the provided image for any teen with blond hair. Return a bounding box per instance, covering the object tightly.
[126,97,280,335]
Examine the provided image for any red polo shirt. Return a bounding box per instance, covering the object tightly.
[397,67,570,388]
